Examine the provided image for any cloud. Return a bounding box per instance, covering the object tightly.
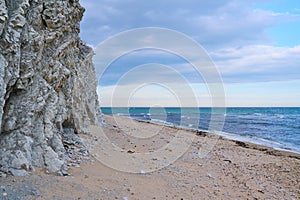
[224,80,300,107]
[94,44,300,86]
[97,83,214,107]
[92,28,224,87]
[81,0,300,101]
[79,0,300,49]
[211,45,300,82]
[98,80,300,107]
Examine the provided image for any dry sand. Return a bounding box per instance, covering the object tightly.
[1,115,299,200]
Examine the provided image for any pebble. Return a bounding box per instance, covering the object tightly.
[71,163,80,168]
[123,197,128,200]
[127,150,135,154]
[2,192,7,196]
[207,173,213,179]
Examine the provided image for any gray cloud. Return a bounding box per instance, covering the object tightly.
[79,0,299,49]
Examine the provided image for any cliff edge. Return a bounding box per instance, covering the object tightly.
[0,0,98,175]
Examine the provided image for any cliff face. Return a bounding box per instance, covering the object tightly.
[0,0,98,175]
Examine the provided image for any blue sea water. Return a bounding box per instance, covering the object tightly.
[101,107,300,153]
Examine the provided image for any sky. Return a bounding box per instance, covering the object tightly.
[79,0,300,107]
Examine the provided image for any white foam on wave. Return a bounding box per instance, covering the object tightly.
[212,130,300,154]
[276,114,284,119]
[116,113,300,155]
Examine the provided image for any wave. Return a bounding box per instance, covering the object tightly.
[102,107,300,154]
[211,131,300,154]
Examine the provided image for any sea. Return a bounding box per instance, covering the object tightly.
[100,107,300,154]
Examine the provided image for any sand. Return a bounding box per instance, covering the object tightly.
[0,115,299,200]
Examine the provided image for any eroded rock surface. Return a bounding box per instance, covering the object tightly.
[0,0,98,175]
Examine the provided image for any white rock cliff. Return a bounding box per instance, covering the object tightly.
[0,0,98,175]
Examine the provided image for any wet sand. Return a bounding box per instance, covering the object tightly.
[0,115,299,199]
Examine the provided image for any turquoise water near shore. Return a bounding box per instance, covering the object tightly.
[101,107,300,153]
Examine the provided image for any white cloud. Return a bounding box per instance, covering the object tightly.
[94,44,300,85]
[211,45,300,82]
[97,83,215,107]
[224,80,300,107]
[98,80,300,107]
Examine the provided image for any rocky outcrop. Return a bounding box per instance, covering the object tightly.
[0,0,98,175]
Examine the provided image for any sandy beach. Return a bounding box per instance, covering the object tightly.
[1,115,299,200]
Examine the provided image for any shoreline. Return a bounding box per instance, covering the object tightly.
[108,114,300,156]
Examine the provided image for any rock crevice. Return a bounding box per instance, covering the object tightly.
[0,0,98,175]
